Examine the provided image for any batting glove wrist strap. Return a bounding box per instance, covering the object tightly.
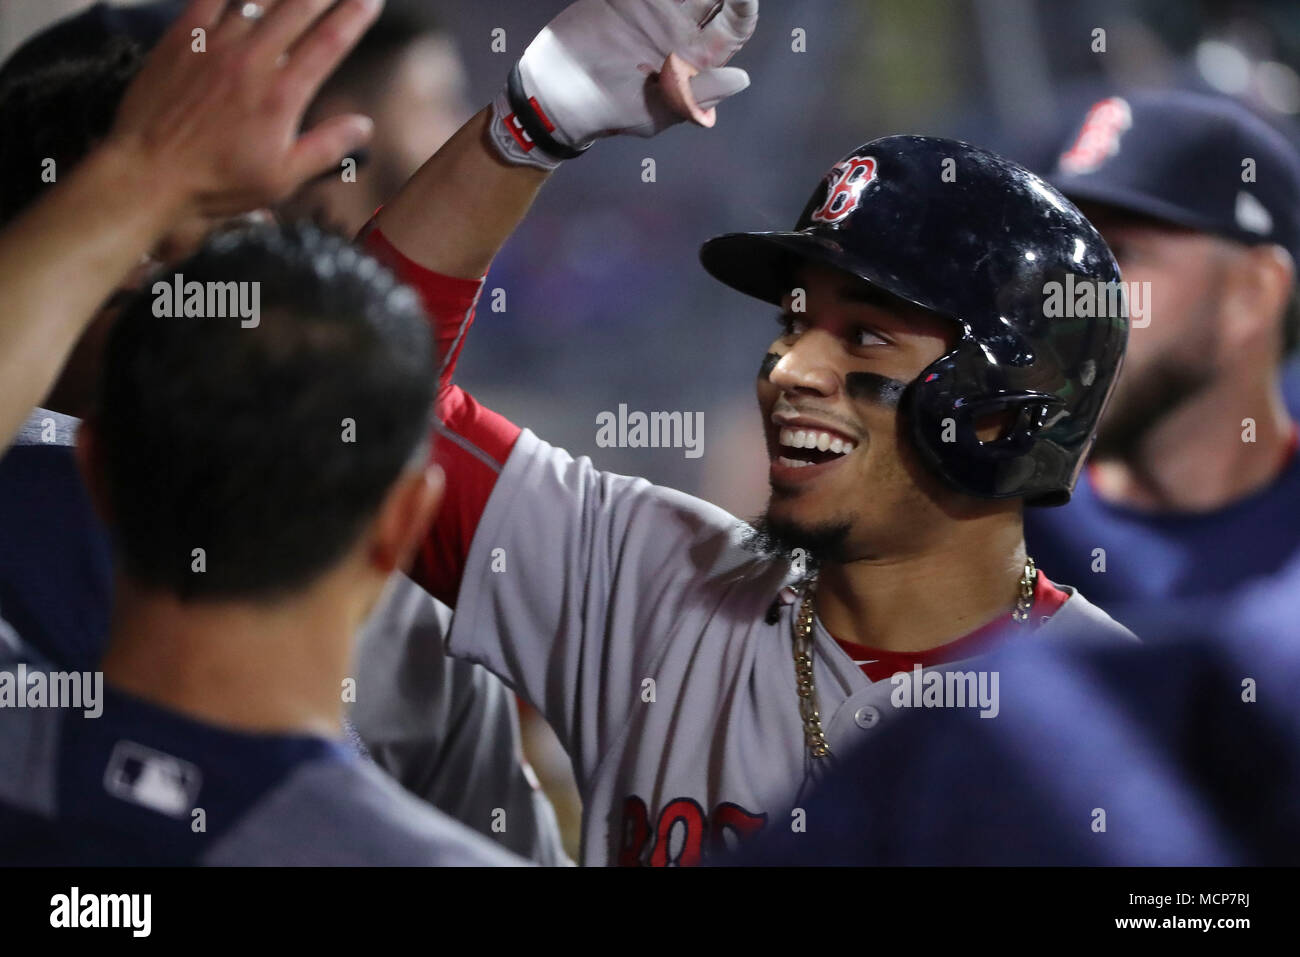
[487,66,588,172]
[486,0,758,171]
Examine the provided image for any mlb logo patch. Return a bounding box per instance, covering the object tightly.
[1059,97,1133,175]
[103,740,202,818]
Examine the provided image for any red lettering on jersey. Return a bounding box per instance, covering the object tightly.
[616,795,651,867]
[709,802,768,855]
[617,796,767,866]
[810,156,877,225]
[1058,97,1132,175]
[649,798,707,867]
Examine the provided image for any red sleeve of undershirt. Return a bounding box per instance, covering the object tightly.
[360,223,522,607]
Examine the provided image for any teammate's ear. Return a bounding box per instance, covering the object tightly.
[1222,243,1293,351]
[73,420,114,526]
[369,464,445,575]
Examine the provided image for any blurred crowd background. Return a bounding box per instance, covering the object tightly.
[5,0,1296,859]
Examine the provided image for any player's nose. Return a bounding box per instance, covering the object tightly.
[768,328,840,398]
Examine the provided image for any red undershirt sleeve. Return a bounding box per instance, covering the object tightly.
[360,223,522,607]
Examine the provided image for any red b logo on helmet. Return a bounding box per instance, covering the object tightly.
[810,156,877,224]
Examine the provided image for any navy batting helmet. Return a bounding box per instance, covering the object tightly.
[700,135,1128,506]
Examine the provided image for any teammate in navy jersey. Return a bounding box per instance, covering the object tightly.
[0,8,567,863]
[1024,91,1300,632]
[737,599,1300,866]
[0,223,518,866]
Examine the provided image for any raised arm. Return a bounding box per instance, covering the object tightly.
[363,1,758,607]
[371,107,549,280]
[0,0,383,448]
[371,0,758,279]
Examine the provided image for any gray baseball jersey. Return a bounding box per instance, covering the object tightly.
[446,428,1137,866]
[352,575,570,865]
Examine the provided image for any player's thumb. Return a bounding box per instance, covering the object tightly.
[286,114,375,193]
[690,67,751,110]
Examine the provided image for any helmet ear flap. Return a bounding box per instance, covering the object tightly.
[961,396,1061,456]
[906,348,1070,499]
[904,353,977,487]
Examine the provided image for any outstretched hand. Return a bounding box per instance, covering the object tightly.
[108,0,384,219]
[0,0,385,450]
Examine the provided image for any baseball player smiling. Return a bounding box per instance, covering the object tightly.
[361,0,1136,865]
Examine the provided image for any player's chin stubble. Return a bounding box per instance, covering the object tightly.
[1092,360,1208,459]
[742,507,852,572]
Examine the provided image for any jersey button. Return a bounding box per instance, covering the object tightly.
[853,705,881,729]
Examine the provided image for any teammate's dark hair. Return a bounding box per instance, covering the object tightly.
[96,222,435,602]
[0,38,143,227]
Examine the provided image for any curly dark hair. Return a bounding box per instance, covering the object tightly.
[0,37,143,227]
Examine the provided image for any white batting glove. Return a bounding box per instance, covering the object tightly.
[489,0,759,171]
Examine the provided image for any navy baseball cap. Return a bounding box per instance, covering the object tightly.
[1050,90,1300,266]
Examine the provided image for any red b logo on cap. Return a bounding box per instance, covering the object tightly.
[811,156,877,224]
[1059,97,1132,175]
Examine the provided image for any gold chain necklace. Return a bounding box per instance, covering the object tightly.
[791,557,1038,759]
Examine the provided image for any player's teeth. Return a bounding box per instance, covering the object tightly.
[777,426,858,454]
